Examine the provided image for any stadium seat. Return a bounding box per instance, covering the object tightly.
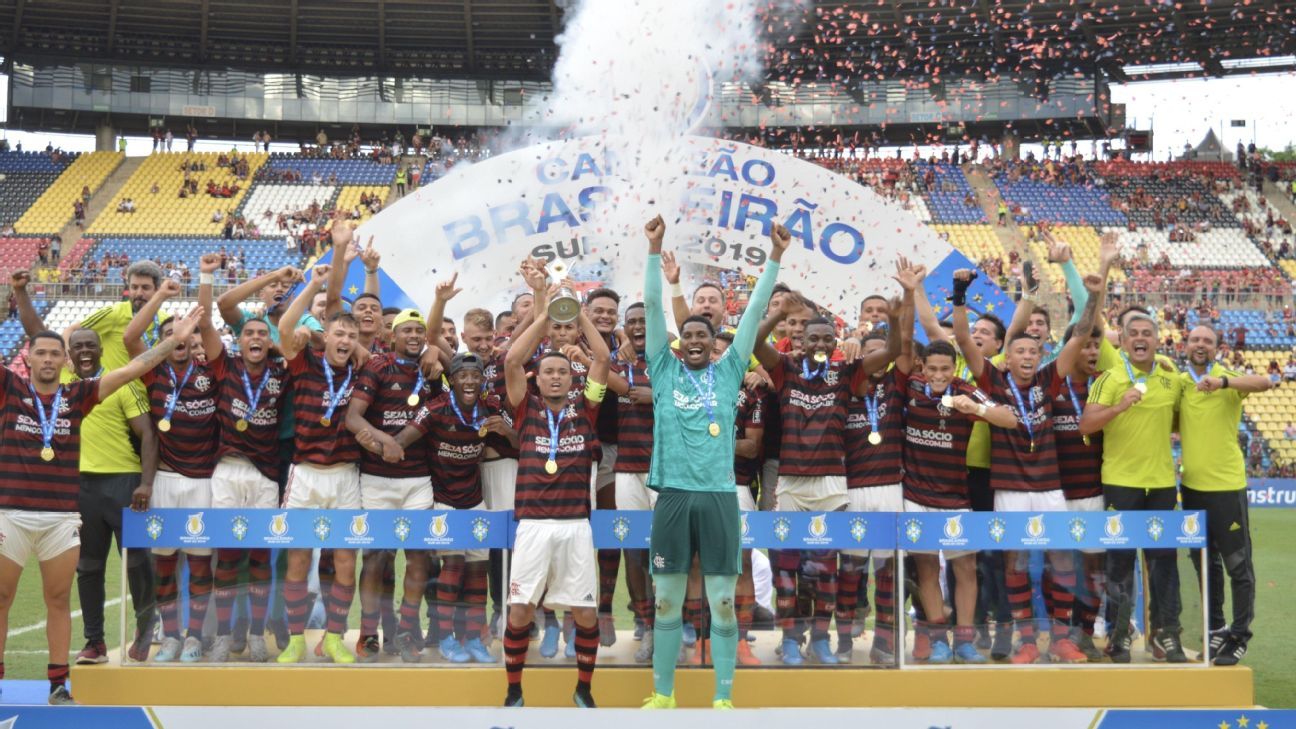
[86,152,268,236]
[15,151,123,235]
[263,157,396,185]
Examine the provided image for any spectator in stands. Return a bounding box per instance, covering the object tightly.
[1231,323,1247,350]
[1285,422,1296,440]
[1284,358,1296,382]
[395,166,407,197]
[186,124,197,151]
[164,129,173,152]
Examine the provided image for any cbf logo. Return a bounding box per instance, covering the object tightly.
[313,516,332,541]
[988,517,1006,543]
[1104,514,1124,539]
[270,513,289,538]
[808,515,828,539]
[145,515,165,541]
[472,517,490,543]
[773,517,791,543]
[1181,513,1201,539]
[849,517,867,544]
[612,516,631,543]
[1146,516,1164,542]
[350,514,369,538]
[943,515,964,540]
[1026,515,1045,539]
[231,515,249,542]
[904,518,923,544]
[431,514,450,539]
[1069,517,1087,542]
[394,517,411,543]
[185,513,205,538]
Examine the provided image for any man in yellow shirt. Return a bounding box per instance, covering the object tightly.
[65,261,165,372]
[1080,312,1185,663]
[1179,325,1269,666]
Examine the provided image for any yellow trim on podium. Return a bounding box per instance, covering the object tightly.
[72,665,1253,708]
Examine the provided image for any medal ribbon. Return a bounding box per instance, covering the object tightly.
[162,361,195,424]
[321,362,353,425]
[865,391,880,434]
[1005,374,1036,448]
[396,358,425,400]
[28,383,61,455]
[545,405,567,468]
[449,393,483,430]
[240,365,272,424]
[683,363,718,432]
[1121,352,1148,392]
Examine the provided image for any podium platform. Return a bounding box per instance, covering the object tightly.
[70,629,1254,708]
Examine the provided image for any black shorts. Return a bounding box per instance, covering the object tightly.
[650,489,741,576]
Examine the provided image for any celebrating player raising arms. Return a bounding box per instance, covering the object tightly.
[500,282,610,709]
[0,305,204,704]
[642,216,787,711]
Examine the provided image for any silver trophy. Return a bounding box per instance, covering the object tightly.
[548,261,580,324]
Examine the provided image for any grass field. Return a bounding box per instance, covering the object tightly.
[5,509,1293,707]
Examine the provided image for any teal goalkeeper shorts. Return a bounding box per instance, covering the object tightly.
[649,489,741,576]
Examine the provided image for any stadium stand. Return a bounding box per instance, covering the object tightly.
[14,151,123,234]
[86,151,267,236]
[931,224,1008,268]
[0,152,72,229]
[79,238,303,282]
[238,183,339,220]
[914,161,987,223]
[0,238,48,281]
[1108,227,1271,268]
[263,155,396,185]
[335,185,389,222]
[995,177,1125,226]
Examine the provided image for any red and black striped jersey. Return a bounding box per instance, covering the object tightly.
[144,360,219,478]
[845,369,905,489]
[0,370,99,512]
[613,355,652,474]
[1052,373,1103,500]
[770,354,867,478]
[287,349,360,467]
[210,351,290,481]
[351,353,442,479]
[481,352,518,461]
[976,363,1063,493]
[734,383,765,488]
[513,393,601,520]
[411,392,499,509]
[899,370,990,509]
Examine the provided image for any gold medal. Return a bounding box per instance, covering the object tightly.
[868,431,882,446]
[321,415,332,427]
[545,459,558,475]
[940,395,953,408]
[478,426,489,438]
[40,446,54,462]
[236,418,249,432]
[813,352,828,363]
[158,419,172,432]
[407,394,420,407]
[1134,382,1147,394]
[708,422,720,437]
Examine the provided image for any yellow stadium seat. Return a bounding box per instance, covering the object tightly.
[335,186,390,223]
[15,152,123,234]
[86,151,267,236]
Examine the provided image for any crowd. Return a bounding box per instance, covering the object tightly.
[0,208,1269,712]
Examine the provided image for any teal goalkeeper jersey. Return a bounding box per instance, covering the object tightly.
[644,253,780,492]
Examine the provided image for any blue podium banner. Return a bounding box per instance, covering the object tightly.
[589,510,899,550]
[899,510,1205,551]
[122,508,512,550]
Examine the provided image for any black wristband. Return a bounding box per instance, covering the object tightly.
[1221,376,1229,389]
[950,273,976,307]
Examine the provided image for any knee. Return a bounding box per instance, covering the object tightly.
[0,583,16,610]
[1222,550,1253,580]
[655,595,677,616]
[286,550,311,575]
[152,548,178,557]
[44,584,73,611]
[711,595,736,623]
[76,558,106,576]
[507,604,534,628]
[331,550,357,574]
[571,607,597,627]
[125,550,151,569]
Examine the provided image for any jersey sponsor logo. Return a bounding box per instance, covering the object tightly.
[788,388,840,411]
[1052,414,1080,431]
[905,425,954,449]
[145,514,164,541]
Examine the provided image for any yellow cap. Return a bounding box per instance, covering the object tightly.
[391,309,426,330]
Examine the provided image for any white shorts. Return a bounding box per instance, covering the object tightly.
[845,484,903,559]
[151,470,214,556]
[775,475,848,512]
[0,510,80,565]
[614,472,657,511]
[360,474,435,511]
[994,489,1067,513]
[736,486,757,513]
[283,463,362,510]
[481,459,518,512]
[1067,495,1106,555]
[211,456,279,509]
[595,444,617,491]
[903,500,974,559]
[508,519,596,610]
[434,501,489,562]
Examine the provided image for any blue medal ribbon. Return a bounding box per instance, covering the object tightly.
[683,363,718,435]
[1121,352,1149,393]
[141,314,164,348]
[449,393,483,431]
[1065,375,1092,446]
[162,361,195,424]
[28,382,61,458]
[545,405,567,471]
[240,366,271,423]
[395,358,426,401]
[801,355,828,381]
[1005,374,1037,452]
[1187,363,1210,387]
[321,362,353,425]
[864,390,881,443]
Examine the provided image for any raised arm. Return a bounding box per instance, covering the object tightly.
[1004,264,1037,345]
[10,271,47,337]
[731,224,790,363]
[100,306,204,400]
[753,296,793,370]
[661,251,690,332]
[125,278,182,358]
[504,285,551,409]
[1055,271,1106,380]
[951,269,986,379]
[216,265,298,326]
[196,254,224,360]
[643,216,669,358]
[324,212,353,320]
[278,264,327,362]
[359,236,381,297]
[425,272,462,354]
[578,308,610,387]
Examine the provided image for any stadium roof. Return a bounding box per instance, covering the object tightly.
[1,0,1294,83]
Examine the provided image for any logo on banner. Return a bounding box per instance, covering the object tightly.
[1022,514,1049,546]
[740,512,750,538]
[849,517,867,544]
[1146,516,1164,542]
[431,514,449,539]
[394,517,411,542]
[472,517,490,543]
[1181,513,1200,538]
[185,513,205,538]
[145,515,164,541]
[809,515,828,539]
[270,513,289,537]
[232,515,249,542]
[1069,517,1087,543]
[943,515,963,540]
[904,518,923,544]
[988,517,1006,544]
[313,516,332,541]
[1099,513,1129,547]
[612,516,631,542]
[350,514,369,538]
[773,517,791,543]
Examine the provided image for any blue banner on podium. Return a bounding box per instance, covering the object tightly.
[898,510,1205,551]
[739,511,897,550]
[122,508,512,549]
